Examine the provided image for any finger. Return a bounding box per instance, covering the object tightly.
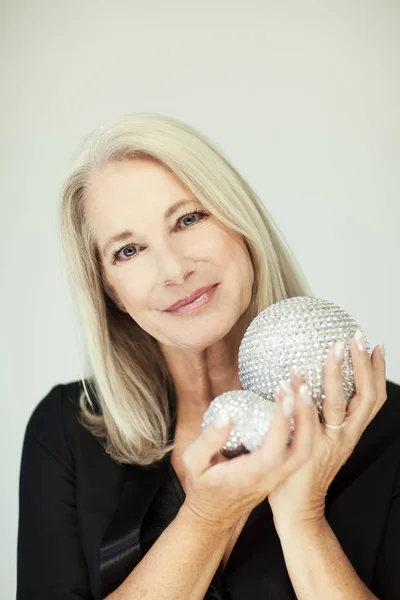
[183,409,232,476]
[321,341,348,429]
[278,382,318,478]
[371,343,387,416]
[350,343,387,423]
[346,331,377,421]
[205,386,294,483]
[250,384,294,469]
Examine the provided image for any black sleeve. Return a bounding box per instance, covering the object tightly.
[372,489,400,599]
[17,384,93,600]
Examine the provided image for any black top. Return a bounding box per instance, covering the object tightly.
[17,379,400,599]
[141,463,296,599]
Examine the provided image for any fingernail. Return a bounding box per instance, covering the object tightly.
[292,368,303,380]
[334,340,345,363]
[354,329,366,352]
[299,383,312,405]
[379,343,385,360]
[280,380,293,394]
[213,408,230,429]
[282,390,295,417]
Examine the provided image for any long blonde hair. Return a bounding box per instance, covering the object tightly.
[59,113,312,466]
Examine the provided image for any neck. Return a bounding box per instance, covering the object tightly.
[161,311,252,434]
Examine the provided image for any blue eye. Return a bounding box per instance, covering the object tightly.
[111,208,209,264]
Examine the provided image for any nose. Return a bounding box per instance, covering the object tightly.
[154,240,195,285]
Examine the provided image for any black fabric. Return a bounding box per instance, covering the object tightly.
[140,463,185,555]
[17,379,400,600]
[139,462,296,599]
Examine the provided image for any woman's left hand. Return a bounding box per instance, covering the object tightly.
[268,332,387,529]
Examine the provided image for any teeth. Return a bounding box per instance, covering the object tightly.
[173,287,214,311]
[188,292,206,305]
[186,296,200,306]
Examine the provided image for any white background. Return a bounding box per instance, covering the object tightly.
[1,1,399,596]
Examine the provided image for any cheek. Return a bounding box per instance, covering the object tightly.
[222,234,254,279]
[111,269,152,312]
[233,246,255,304]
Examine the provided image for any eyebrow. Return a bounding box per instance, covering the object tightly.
[101,198,196,256]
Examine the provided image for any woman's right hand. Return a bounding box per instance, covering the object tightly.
[180,387,317,533]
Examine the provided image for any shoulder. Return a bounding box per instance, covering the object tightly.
[381,380,400,475]
[386,379,400,405]
[26,379,84,433]
[23,379,99,463]
[365,379,400,448]
[352,379,400,462]
[332,380,400,493]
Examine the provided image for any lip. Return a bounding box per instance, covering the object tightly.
[165,284,219,312]
[165,284,219,316]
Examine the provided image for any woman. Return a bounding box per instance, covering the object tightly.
[17,113,400,600]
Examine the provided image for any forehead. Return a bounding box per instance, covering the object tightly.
[85,158,196,252]
[87,158,186,208]
[87,159,190,224]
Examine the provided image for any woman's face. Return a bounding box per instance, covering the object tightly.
[86,158,255,351]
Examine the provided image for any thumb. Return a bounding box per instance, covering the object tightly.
[184,409,232,475]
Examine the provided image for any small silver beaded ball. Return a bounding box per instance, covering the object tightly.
[201,390,277,458]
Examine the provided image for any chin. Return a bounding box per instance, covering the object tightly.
[176,314,240,350]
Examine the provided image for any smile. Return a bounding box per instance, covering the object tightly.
[165,284,219,316]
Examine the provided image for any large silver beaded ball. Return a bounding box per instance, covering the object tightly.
[202,390,277,457]
[238,296,371,415]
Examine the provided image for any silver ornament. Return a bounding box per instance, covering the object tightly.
[238,296,370,414]
[239,397,279,452]
[202,390,270,457]
[201,296,371,458]
[202,391,293,457]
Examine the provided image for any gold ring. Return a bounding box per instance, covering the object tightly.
[323,419,346,430]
